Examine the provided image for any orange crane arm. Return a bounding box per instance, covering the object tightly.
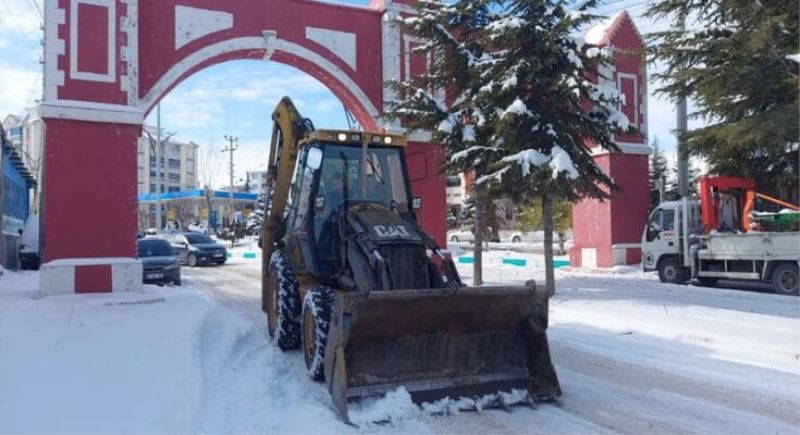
[743,191,800,231]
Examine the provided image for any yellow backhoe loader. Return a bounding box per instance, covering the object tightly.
[260,97,560,421]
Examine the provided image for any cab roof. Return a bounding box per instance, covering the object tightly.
[306,129,408,148]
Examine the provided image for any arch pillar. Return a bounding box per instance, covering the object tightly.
[36,104,144,294]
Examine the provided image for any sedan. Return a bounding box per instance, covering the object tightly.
[170,233,228,267]
[138,237,181,286]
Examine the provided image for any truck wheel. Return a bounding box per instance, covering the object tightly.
[658,257,688,284]
[266,249,301,350]
[772,264,799,296]
[302,286,335,381]
[512,236,522,243]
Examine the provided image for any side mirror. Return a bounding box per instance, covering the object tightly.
[307,147,323,170]
[412,197,422,210]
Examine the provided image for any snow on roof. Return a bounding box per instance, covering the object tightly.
[584,10,643,47]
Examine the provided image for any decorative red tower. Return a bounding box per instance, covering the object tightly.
[571,11,651,268]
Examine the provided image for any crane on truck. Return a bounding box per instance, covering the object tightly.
[642,176,800,295]
[259,97,561,421]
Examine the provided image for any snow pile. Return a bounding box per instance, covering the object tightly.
[349,387,420,426]
[0,281,224,433]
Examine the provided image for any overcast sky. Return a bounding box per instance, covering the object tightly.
[0,0,703,188]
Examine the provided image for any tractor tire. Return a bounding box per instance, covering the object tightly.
[772,264,799,296]
[658,257,688,284]
[266,249,301,350]
[302,286,335,381]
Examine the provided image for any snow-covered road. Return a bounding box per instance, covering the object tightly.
[1,259,798,433]
[183,261,800,434]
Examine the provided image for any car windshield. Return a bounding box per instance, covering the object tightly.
[137,239,173,257]
[318,144,409,212]
[185,233,214,244]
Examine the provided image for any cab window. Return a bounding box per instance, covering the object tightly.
[662,209,675,231]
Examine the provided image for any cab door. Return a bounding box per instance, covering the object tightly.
[642,206,678,270]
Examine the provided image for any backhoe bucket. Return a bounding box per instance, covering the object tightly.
[324,281,560,421]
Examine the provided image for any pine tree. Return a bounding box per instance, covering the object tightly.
[646,1,799,200]
[664,156,700,201]
[387,0,631,292]
[649,136,668,211]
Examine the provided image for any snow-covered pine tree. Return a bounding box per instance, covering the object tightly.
[649,136,668,211]
[385,0,500,285]
[388,0,630,292]
[646,1,799,200]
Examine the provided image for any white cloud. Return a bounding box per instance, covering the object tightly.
[0,60,40,117]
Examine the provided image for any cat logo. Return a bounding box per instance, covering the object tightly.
[374,225,411,238]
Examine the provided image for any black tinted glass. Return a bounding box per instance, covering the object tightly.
[185,233,213,244]
[137,239,174,257]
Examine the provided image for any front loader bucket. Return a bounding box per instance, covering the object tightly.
[324,282,560,421]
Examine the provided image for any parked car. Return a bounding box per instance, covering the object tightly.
[19,214,40,270]
[169,233,227,267]
[447,228,475,243]
[137,237,181,286]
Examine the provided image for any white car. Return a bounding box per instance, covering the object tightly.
[447,228,475,243]
[500,230,543,243]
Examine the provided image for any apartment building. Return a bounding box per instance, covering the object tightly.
[137,126,199,195]
[246,170,268,194]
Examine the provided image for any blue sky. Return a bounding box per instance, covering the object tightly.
[0,0,702,187]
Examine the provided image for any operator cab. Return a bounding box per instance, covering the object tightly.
[284,130,418,278]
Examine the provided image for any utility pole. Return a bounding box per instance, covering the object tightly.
[222,135,238,234]
[156,103,162,233]
[676,15,689,198]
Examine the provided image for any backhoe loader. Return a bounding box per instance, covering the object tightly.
[260,97,560,421]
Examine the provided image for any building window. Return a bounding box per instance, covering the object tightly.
[169,174,181,184]
[446,176,461,187]
[168,158,180,169]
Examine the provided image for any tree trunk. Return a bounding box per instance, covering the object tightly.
[542,192,555,297]
[473,194,484,286]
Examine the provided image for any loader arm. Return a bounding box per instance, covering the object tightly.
[261,97,308,257]
[261,98,310,310]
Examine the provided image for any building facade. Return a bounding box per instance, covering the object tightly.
[246,170,268,194]
[0,125,36,269]
[136,126,199,195]
[2,113,44,213]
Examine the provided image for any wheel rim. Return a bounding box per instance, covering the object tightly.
[778,270,797,292]
[303,308,316,366]
[189,255,197,267]
[267,272,278,336]
[664,265,677,280]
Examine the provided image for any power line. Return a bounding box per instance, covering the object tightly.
[1,0,40,47]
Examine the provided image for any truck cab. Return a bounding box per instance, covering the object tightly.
[641,199,701,283]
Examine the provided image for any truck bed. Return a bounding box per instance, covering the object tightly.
[697,231,800,261]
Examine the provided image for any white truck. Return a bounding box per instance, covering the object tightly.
[642,198,800,295]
